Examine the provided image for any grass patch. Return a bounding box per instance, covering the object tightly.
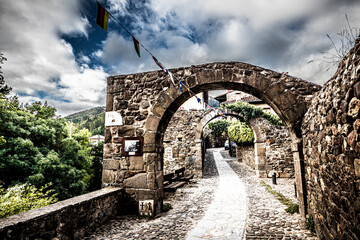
[306,215,316,233]
[163,202,172,212]
[260,180,299,214]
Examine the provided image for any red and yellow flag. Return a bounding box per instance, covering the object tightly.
[96,2,109,31]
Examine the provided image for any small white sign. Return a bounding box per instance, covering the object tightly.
[105,111,123,126]
[139,200,154,216]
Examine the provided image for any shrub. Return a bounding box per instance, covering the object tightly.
[228,121,254,144]
[0,183,58,219]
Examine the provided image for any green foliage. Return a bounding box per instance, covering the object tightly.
[208,120,231,137]
[260,180,299,214]
[306,215,316,233]
[285,203,299,214]
[79,112,105,135]
[228,121,254,144]
[0,99,96,200]
[88,141,104,191]
[0,183,58,219]
[225,102,283,126]
[0,53,11,96]
[163,202,173,212]
[65,107,105,135]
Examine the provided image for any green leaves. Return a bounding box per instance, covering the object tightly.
[208,120,231,137]
[0,100,96,201]
[228,121,254,145]
[0,183,58,219]
[225,102,283,126]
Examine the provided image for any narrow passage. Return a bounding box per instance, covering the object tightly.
[186,148,247,240]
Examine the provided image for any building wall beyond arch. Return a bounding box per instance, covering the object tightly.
[163,109,294,178]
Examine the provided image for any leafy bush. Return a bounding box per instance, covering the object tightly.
[0,183,58,219]
[225,102,283,126]
[228,121,254,144]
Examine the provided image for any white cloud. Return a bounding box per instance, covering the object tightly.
[0,0,108,115]
[2,0,360,116]
[100,0,360,85]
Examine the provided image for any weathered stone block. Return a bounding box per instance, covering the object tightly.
[129,156,144,170]
[354,158,360,177]
[103,159,119,170]
[102,170,116,184]
[152,103,166,117]
[123,173,147,189]
[147,172,156,189]
[348,97,360,118]
[144,115,160,131]
[106,94,113,111]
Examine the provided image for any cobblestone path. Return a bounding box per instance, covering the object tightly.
[85,150,219,240]
[186,148,247,240]
[87,148,319,240]
[228,159,319,240]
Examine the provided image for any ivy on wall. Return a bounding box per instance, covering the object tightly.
[225,102,283,126]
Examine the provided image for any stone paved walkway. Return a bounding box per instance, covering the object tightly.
[87,148,319,240]
[186,148,247,240]
[85,149,219,240]
[227,159,319,240]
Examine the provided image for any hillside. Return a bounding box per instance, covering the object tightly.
[65,106,105,124]
[65,106,105,135]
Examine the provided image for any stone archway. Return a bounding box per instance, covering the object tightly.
[195,109,270,178]
[103,61,321,216]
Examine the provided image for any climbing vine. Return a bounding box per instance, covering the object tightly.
[225,102,283,126]
[228,121,254,145]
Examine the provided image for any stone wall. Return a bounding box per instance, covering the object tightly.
[236,144,255,168]
[0,187,123,240]
[264,124,294,178]
[302,38,360,239]
[163,110,204,175]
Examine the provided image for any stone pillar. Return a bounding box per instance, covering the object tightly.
[236,144,242,162]
[194,139,203,178]
[291,138,307,218]
[254,142,268,177]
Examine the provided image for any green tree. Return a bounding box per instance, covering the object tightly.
[0,53,11,96]
[88,141,104,191]
[0,101,95,200]
[208,120,231,137]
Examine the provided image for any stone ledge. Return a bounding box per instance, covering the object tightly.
[0,187,123,239]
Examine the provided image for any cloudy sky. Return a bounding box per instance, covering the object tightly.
[1,0,360,116]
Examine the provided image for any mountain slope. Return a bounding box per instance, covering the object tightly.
[65,106,105,135]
